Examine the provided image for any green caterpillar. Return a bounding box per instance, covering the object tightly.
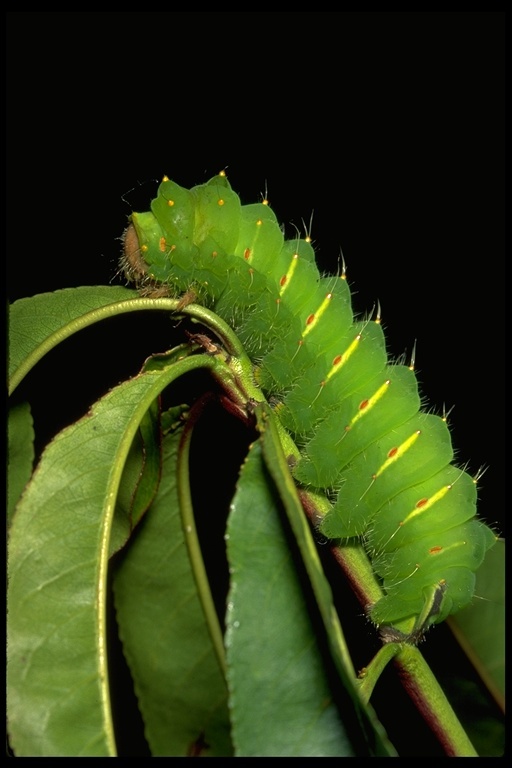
[121,171,496,637]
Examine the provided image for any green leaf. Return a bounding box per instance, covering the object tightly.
[8,286,138,392]
[254,403,396,755]
[111,401,162,557]
[448,538,505,710]
[7,401,34,526]
[7,354,221,756]
[8,287,251,396]
[254,403,359,677]
[112,430,232,756]
[226,440,361,756]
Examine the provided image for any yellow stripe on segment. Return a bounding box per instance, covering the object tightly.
[427,539,467,557]
[374,430,421,479]
[279,252,299,296]
[302,293,333,336]
[243,219,265,263]
[308,332,363,408]
[347,379,391,429]
[401,485,452,526]
[325,333,362,383]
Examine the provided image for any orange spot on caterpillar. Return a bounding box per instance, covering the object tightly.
[168,200,175,207]
[306,314,315,325]
[141,244,148,253]
[244,248,251,260]
[159,237,166,252]
[388,447,399,458]
[416,498,429,508]
[359,399,369,410]
[332,354,343,367]
[429,546,443,555]
[218,198,225,206]
[280,275,287,287]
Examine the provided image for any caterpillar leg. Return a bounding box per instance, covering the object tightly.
[407,582,448,644]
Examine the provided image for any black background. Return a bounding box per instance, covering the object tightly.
[6,12,505,755]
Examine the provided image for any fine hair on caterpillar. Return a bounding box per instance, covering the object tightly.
[121,171,496,641]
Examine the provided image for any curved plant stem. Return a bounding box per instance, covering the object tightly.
[357,644,402,705]
[393,645,478,756]
[355,642,478,755]
[9,296,247,395]
[175,394,228,678]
